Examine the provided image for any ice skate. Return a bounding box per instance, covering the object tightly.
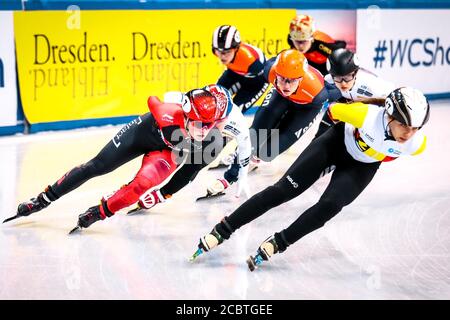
[189,227,225,262]
[3,192,51,224]
[68,205,103,234]
[246,236,279,271]
[198,178,230,201]
[127,204,145,215]
[196,191,226,201]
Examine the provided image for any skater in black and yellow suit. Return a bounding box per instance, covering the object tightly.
[191,87,430,270]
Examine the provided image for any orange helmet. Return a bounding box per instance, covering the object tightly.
[289,14,315,41]
[274,49,308,79]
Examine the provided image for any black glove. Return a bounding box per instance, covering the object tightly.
[224,162,240,184]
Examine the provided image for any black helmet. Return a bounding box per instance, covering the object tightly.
[385,87,430,129]
[326,48,360,76]
[212,25,241,52]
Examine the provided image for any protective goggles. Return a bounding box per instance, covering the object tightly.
[332,72,357,83]
[213,48,235,54]
[289,31,314,42]
[187,120,215,131]
[276,75,302,85]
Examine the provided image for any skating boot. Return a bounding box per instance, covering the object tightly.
[197,179,229,201]
[190,227,225,262]
[3,192,51,223]
[69,205,104,234]
[247,235,279,271]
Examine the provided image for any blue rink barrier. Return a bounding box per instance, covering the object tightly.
[12,0,450,10]
[0,1,21,10]
[0,124,24,135]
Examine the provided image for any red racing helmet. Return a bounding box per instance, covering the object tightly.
[182,89,219,123]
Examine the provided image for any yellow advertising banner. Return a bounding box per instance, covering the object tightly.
[14,9,294,124]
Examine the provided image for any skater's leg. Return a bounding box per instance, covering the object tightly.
[194,125,341,256]
[128,129,224,212]
[246,133,381,270]
[276,159,381,251]
[14,114,160,218]
[105,149,178,214]
[250,89,289,159]
[159,129,224,197]
[75,149,178,229]
[50,113,159,199]
[259,104,322,161]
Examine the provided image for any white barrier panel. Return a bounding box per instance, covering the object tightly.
[0,11,18,127]
[357,8,450,95]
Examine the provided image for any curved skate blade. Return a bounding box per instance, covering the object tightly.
[68,225,82,235]
[196,192,226,202]
[3,215,20,224]
[127,206,144,215]
[189,248,204,262]
[246,256,256,272]
[207,163,229,170]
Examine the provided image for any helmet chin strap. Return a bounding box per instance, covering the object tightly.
[383,111,396,141]
[185,118,194,140]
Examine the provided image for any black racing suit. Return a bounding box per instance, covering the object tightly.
[212,122,381,252]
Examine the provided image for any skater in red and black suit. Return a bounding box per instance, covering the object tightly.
[6,87,229,230]
[288,14,346,76]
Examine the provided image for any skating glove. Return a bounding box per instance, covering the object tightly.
[138,189,166,209]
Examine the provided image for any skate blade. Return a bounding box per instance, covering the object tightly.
[2,215,20,224]
[68,225,82,235]
[246,256,257,272]
[196,192,226,202]
[189,248,204,262]
[208,163,229,170]
[127,207,144,215]
[249,166,258,173]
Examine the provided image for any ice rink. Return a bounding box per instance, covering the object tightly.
[1,101,449,300]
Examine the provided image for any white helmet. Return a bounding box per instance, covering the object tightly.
[385,87,430,128]
[212,25,241,52]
